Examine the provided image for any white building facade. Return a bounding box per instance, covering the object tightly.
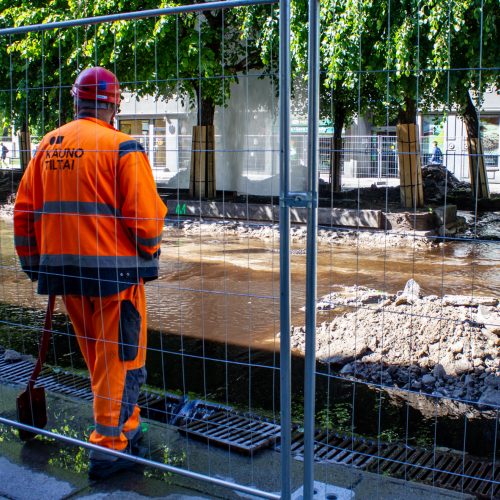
[115,82,500,195]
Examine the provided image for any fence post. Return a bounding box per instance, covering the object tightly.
[377,135,382,179]
[303,0,320,497]
[279,0,292,498]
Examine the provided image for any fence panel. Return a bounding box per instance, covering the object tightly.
[302,0,499,498]
[0,2,288,498]
[5,131,499,187]
[0,1,499,499]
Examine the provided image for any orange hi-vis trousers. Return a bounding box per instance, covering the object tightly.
[63,282,147,458]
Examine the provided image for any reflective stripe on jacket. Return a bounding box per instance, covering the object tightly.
[14,117,168,296]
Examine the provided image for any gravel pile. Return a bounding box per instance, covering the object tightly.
[291,280,500,411]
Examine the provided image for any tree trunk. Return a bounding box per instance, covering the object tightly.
[197,95,215,127]
[463,91,489,200]
[396,97,424,208]
[190,93,216,198]
[397,97,417,125]
[330,104,345,193]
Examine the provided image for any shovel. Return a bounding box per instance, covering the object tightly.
[16,295,56,441]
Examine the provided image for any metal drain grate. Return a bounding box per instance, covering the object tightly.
[38,370,93,400]
[371,449,500,499]
[290,430,378,468]
[0,355,174,422]
[0,357,36,384]
[287,430,499,499]
[179,409,281,455]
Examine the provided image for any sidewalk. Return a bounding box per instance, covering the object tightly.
[0,383,473,500]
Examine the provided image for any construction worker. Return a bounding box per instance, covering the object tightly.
[13,67,167,480]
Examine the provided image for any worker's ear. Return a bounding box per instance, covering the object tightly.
[110,104,119,125]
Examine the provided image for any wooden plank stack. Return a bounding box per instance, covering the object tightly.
[397,123,424,208]
[190,125,216,199]
[466,137,490,200]
[18,128,32,172]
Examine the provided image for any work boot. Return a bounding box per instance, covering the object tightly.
[126,428,148,458]
[88,432,147,480]
[88,424,149,480]
[88,455,141,481]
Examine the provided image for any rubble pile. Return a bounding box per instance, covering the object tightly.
[421,164,471,204]
[291,280,500,411]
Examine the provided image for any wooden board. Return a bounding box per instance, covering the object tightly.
[190,125,216,199]
[397,123,424,208]
[18,129,32,172]
[467,137,490,199]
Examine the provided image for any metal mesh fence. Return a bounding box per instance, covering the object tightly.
[0,0,499,499]
[305,0,500,497]
[0,2,285,498]
[3,131,497,186]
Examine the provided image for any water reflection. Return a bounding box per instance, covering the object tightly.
[0,218,499,349]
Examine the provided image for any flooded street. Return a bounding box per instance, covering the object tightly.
[1,217,499,350]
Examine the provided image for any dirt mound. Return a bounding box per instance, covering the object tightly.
[291,281,500,413]
[421,164,471,204]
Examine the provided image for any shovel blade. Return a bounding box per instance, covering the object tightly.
[16,387,47,441]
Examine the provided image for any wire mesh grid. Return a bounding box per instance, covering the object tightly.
[304,0,499,498]
[0,0,499,499]
[0,2,284,498]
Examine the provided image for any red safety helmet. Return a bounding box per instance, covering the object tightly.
[71,67,121,105]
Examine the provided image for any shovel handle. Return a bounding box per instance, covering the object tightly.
[27,295,56,391]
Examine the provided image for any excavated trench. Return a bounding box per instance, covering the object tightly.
[0,212,499,498]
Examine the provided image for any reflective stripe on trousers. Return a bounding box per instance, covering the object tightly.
[63,281,147,456]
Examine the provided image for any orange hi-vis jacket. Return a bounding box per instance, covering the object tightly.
[14,116,168,296]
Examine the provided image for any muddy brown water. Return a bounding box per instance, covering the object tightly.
[0,216,499,459]
[152,224,500,347]
[2,218,500,348]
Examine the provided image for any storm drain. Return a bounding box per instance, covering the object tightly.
[0,354,279,454]
[0,354,280,455]
[178,409,281,455]
[0,356,179,422]
[289,430,378,468]
[286,430,500,499]
[369,446,500,499]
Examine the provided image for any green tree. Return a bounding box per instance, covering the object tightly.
[0,0,274,188]
[320,0,380,191]
[366,0,498,202]
[286,0,382,192]
[427,0,499,198]
[366,0,444,207]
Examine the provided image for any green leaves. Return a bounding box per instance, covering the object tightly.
[0,0,496,133]
[0,0,276,131]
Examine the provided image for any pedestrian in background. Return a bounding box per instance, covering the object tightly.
[13,67,167,480]
[1,142,8,166]
[430,140,443,165]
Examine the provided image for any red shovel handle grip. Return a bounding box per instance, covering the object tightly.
[28,295,56,390]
